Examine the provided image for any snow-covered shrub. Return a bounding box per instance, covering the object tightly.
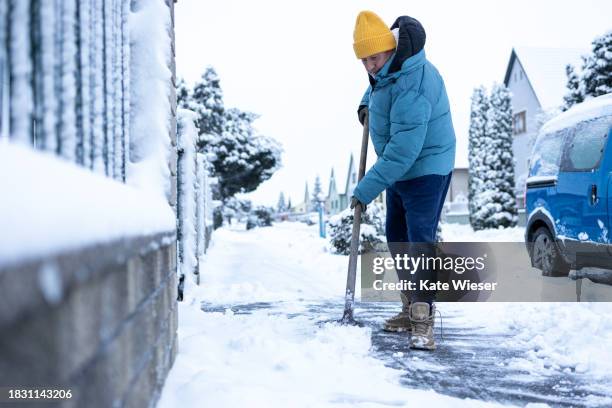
[328,203,385,255]
[246,206,273,230]
[213,206,223,230]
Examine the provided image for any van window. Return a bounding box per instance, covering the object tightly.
[529,128,568,177]
[560,116,611,172]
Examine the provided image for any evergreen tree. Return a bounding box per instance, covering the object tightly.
[468,86,488,230]
[177,77,191,109]
[473,84,518,229]
[286,197,292,211]
[581,31,612,98]
[562,64,584,111]
[563,31,611,111]
[191,67,225,149]
[311,175,323,209]
[277,192,286,213]
[201,107,282,200]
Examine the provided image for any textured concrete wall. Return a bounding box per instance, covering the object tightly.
[0,232,178,408]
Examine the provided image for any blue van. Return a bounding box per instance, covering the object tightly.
[525,94,612,276]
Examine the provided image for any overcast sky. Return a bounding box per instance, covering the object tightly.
[174,0,612,207]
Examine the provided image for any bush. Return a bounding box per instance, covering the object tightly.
[213,206,223,230]
[246,206,273,230]
[328,203,386,255]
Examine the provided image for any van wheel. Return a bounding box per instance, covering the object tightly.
[531,227,570,277]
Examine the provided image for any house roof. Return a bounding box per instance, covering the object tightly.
[504,47,587,110]
[343,153,355,196]
[327,168,336,196]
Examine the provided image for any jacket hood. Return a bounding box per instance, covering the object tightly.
[388,16,426,74]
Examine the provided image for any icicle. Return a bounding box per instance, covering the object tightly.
[9,0,34,145]
[91,0,105,174]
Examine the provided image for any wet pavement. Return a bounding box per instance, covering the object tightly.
[201,300,612,408]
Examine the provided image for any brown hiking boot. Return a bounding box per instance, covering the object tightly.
[409,302,436,350]
[383,292,412,332]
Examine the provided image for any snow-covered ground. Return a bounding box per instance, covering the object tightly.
[158,221,612,408]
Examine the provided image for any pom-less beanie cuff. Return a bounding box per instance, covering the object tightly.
[353,32,396,59]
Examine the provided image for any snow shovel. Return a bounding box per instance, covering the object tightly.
[340,111,369,325]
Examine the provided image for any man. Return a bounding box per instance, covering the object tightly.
[350,11,456,350]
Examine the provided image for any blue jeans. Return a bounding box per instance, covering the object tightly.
[385,173,452,304]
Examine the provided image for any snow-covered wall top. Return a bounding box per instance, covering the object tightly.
[0,142,175,268]
[541,93,612,134]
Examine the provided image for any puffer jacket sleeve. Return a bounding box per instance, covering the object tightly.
[352,90,432,205]
[358,86,371,110]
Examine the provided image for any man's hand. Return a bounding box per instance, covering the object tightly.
[358,106,368,126]
[350,196,367,212]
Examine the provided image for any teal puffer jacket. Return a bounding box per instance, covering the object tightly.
[353,17,456,205]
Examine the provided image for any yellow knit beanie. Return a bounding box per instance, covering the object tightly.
[353,11,396,59]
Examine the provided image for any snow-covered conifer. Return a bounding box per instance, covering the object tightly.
[468,86,488,230]
[581,31,612,99]
[474,84,518,229]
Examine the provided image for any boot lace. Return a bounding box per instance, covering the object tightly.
[411,308,445,343]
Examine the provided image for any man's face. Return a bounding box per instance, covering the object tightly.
[361,50,394,76]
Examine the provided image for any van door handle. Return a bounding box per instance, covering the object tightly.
[590,184,598,205]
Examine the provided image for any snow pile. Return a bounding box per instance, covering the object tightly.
[448,302,612,382]
[127,0,173,199]
[0,141,175,267]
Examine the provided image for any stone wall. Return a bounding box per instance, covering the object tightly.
[0,232,178,408]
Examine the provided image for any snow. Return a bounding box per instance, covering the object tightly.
[158,222,505,408]
[513,47,587,110]
[525,175,557,185]
[8,0,34,144]
[77,0,91,167]
[58,0,77,162]
[527,206,556,235]
[91,0,105,174]
[0,141,175,268]
[441,222,525,242]
[540,93,612,135]
[127,0,172,199]
[177,109,199,286]
[447,302,612,382]
[159,220,612,407]
[34,0,57,153]
[120,0,130,178]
